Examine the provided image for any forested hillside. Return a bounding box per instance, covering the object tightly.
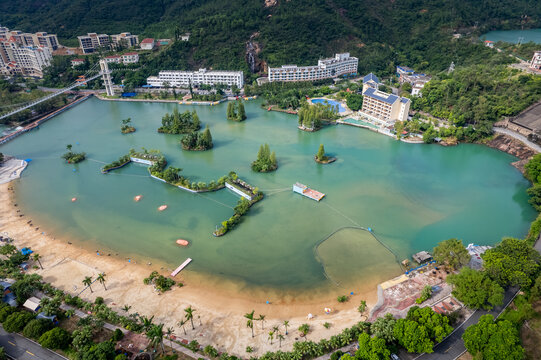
[2,0,541,77]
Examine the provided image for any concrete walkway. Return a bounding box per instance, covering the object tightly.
[493,127,541,153]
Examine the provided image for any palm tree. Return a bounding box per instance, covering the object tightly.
[358,300,367,319]
[82,276,93,293]
[278,334,285,348]
[96,273,107,290]
[146,323,165,354]
[184,306,195,330]
[166,327,175,352]
[244,310,255,338]
[66,144,72,152]
[283,320,290,335]
[122,305,131,314]
[140,315,154,331]
[268,330,274,345]
[33,253,43,269]
[178,319,187,335]
[272,325,279,334]
[258,314,266,330]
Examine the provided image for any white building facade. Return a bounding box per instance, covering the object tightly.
[111,32,139,48]
[268,53,358,82]
[147,68,244,88]
[0,27,60,51]
[0,39,52,77]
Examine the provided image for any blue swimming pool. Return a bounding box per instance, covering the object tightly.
[311,98,346,113]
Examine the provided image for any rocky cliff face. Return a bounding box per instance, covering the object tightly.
[486,134,537,175]
[246,32,265,74]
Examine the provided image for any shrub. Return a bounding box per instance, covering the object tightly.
[4,311,35,333]
[331,350,344,360]
[112,328,124,341]
[95,297,104,305]
[416,285,433,304]
[115,355,128,360]
[38,327,71,349]
[0,307,18,323]
[337,295,349,303]
[204,345,219,357]
[23,318,53,339]
[187,340,200,352]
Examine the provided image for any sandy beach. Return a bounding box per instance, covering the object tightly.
[0,181,378,356]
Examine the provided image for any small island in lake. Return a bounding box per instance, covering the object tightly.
[252,143,277,172]
[298,102,338,131]
[62,144,86,164]
[120,117,136,134]
[181,125,213,151]
[158,109,201,134]
[315,144,336,164]
[226,100,247,122]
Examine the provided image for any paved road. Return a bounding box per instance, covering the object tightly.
[0,326,66,360]
[493,127,541,153]
[415,286,519,360]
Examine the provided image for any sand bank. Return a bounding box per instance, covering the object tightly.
[0,181,378,356]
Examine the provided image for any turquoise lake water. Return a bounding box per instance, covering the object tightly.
[482,28,541,43]
[0,97,536,296]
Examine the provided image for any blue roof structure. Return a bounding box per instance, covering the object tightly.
[363,87,399,104]
[400,97,410,103]
[397,65,414,73]
[363,73,380,84]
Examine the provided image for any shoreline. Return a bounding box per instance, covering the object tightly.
[0,181,379,357]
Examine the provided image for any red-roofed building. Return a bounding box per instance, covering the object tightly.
[140,38,155,50]
[484,40,494,48]
[105,55,122,64]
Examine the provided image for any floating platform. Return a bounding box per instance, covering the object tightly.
[171,258,192,277]
[293,182,325,201]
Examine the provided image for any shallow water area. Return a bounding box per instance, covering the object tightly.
[1,97,536,300]
[482,28,541,44]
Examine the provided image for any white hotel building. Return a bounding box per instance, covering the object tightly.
[268,53,358,82]
[147,68,244,88]
[360,73,410,123]
[0,38,52,78]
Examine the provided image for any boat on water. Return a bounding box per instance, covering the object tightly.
[158,205,168,211]
[134,195,143,202]
[292,182,325,201]
[176,239,189,246]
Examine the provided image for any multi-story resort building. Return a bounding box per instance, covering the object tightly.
[268,53,358,82]
[147,69,244,88]
[104,52,139,65]
[140,38,156,50]
[360,73,410,123]
[78,33,110,54]
[111,32,139,48]
[530,51,541,71]
[396,65,431,97]
[0,27,59,51]
[0,38,52,77]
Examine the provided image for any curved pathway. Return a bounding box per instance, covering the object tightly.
[493,127,541,153]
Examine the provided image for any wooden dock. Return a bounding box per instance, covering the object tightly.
[171,258,192,277]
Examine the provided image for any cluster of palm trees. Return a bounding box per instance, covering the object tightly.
[244,311,290,348]
[81,273,107,293]
[178,305,199,335]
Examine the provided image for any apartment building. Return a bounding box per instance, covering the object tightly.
[530,51,541,71]
[0,38,52,77]
[268,53,358,82]
[111,32,139,48]
[147,68,244,88]
[0,27,59,51]
[78,33,110,54]
[360,73,410,123]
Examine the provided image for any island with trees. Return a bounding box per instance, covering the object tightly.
[158,109,201,134]
[298,103,339,131]
[181,125,213,151]
[61,144,86,164]
[213,174,263,237]
[251,144,277,172]
[315,144,336,164]
[120,117,135,134]
[226,100,247,122]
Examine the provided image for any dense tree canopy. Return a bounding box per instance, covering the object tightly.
[433,238,471,270]
[482,237,540,288]
[462,315,524,360]
[447,267,504,310]
[355,333,391,360]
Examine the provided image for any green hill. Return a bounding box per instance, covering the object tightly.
[2,0,541,77]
